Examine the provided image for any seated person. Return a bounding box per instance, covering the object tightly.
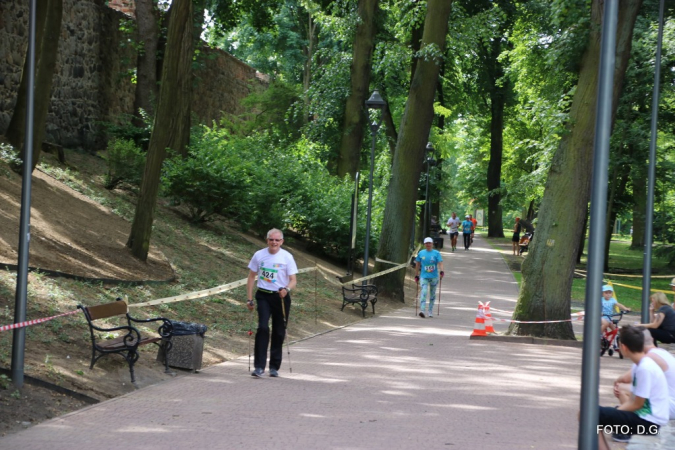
[601,285,630,334]
[614,328,675,420]
[597,325,668,448]
[639,292,675,346]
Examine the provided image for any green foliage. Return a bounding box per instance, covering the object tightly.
[655,245,675,267]
[162,127,265,225]
[162,124,389,259]
[104,139,146,190]
[98,111,153,150]
[0,374,10,390]
[240,81,304,139]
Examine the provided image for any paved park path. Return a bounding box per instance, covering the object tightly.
[1,234,667,449]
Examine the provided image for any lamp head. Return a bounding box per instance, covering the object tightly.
[365,90,387,109]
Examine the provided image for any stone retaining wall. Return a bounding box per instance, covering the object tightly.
[0,0,267,150]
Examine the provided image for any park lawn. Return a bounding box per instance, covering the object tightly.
[487,234,674,314]
[571,276,672,313]
[578,238,672,272]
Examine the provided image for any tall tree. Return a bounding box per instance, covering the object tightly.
[373,0,453,301]
[508,0,643,338]
[6,0,62,171]
[336,0,380,179]
[127,0,194,260]
[132,0,160,124]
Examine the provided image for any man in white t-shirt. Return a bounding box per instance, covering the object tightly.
[246,228,298,378]
[446,212,460,252]
[614,328,675,420]
[597,326,668,449]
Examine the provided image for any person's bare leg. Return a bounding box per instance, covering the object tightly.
[598,432,611,450]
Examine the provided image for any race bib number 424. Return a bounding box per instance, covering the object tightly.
[259,266,278,283]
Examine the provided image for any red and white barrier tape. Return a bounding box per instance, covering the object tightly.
[0,310,79,332]
[477,301,585,324]
[488,315,585,324]
[488,306,585,318]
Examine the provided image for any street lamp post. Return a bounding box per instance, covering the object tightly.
[423,142,435,239]
[363,90,386,282]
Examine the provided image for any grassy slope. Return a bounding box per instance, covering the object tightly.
[0,149,405,399]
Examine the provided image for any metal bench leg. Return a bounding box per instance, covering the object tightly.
[162,339,173,373]
[126,350,140,384]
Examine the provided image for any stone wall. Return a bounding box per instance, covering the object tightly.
[0,0,267,150]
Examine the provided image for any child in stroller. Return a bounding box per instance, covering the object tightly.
[518,218,535,255]
[518,231,533,255]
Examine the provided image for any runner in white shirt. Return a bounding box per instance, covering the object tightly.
[246,228,298,378]
[446,212,460,252]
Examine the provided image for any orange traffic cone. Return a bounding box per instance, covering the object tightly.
[471,303,487,337]
[484,301,495,334]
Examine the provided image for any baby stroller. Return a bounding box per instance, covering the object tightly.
[519,231,534,255]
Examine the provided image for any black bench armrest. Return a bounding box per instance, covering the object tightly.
[127,314,173,339]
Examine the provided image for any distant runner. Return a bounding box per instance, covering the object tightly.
[446,212,460,252]
[461,215,473,250]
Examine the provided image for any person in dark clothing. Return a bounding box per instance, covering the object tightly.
[512,218,521,255]
[639,292,675,346]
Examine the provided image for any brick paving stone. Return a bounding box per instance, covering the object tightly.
[1,234,666,450]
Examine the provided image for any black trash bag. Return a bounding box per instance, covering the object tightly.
[168,320,207,337]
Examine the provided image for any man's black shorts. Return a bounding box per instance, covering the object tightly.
[449,232,458,238]
[598,406,660,435]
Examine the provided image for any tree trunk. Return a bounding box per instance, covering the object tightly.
[127,0,194,261]
[336,0,379,179]
[486,38,507,238]
[603,163,629,271]
[577,204,588,264]
[373,0,453,301]
[302,13,317,125]
[630,162,646,249]
[508,0,642,338]
[133,0,159,123]
[382,101,398,161]
[7,0,62,172]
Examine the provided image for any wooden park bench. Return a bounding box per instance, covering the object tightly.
[78,298,173,384]
[341,283,378,317]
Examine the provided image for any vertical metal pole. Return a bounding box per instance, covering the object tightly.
[641,0,665,323]
[11,0,38,389]
[578,1,618,449]
[348,172,360,275]
[424,160,430,238]
[363,122,378,282]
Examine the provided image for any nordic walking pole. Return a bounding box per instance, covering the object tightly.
[280,295,292,373]
[247,306,254,372]
[415,275,419,316]
[438,275,442,316]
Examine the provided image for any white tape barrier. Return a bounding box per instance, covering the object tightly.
[129,267,317,308]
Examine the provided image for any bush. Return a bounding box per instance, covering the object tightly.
[162,125,390,260]
[104,138,146,189]
[99,111,152,150]
[162,127,268,225]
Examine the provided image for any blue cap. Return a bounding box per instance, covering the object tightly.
[602,285,614,292]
